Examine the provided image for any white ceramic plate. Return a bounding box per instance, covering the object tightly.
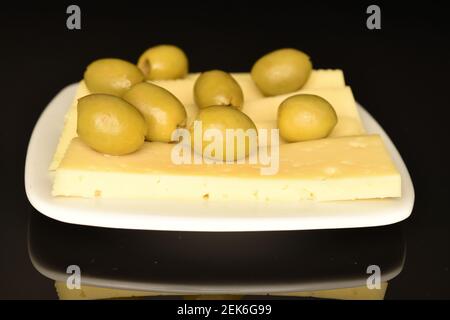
[25,84,415,231]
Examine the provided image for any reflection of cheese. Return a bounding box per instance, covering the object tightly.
[55,281,387,300]
[53,135,400,201]
[55,282,159,300]
[49,70,347,170]
[273,283,388,300]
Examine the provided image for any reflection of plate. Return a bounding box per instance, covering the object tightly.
[25,84,414,231]
[28,213,405,294]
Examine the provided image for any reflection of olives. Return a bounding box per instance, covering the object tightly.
[77,94,146,155]
[251,48,312,96]
[123,82,187,142]
[194,70,244,109]
[190,106,257,161]
[84,58,144,96]
[277,94,337,142]
[137,45,188,80]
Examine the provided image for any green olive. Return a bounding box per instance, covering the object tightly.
[277,94,337,142]
[194,70,244,109]
[77,94,147,155]
[190,106,257,161]
[84,58,144,96]
[137,45,188,80]
[251,48,312,96]
[123,82,187,142]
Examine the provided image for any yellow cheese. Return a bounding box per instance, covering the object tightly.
[245,86,364,138]
[53,135,401,202]
[154,70,346,105]
[50,81,90,170]
[49,70,347,170]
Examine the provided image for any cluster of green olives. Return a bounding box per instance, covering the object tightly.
[84,44,189,97]
[79,45,190,155]
[191,70,254,160]
[252,49,337,142]
[78,45,337,157]
[77,83,188,155]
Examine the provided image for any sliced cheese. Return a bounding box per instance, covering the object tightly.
[49,70,346,170]
[247,86,365,138]
[154,70,346,105]
[50,81,90,170]
[53,135,401,202]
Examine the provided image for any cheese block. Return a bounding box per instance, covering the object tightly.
[49,70,346,170]
[53,135,401,202]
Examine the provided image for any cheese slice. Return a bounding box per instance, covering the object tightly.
[244,86,358,120]
[246,86,364,139]
[50,81,90,170]
[53,135,401,202]
[49,70,346,170]
[154,70,345,105]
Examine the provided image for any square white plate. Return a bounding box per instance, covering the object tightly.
[25,83,414,231]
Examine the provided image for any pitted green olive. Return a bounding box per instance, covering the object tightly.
[123,82,187,142]
[251,48,312,96]
[194,70,244,109]
[84,58,144,96]
[277,94,337,142]
[137,45,188,80]
[77,94,146,155]
[190,106,257,161]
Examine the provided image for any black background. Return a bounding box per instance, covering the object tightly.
[1,1,450,299]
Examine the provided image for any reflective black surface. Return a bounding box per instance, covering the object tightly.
[2,2,450,299]
[28,213,405,294]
